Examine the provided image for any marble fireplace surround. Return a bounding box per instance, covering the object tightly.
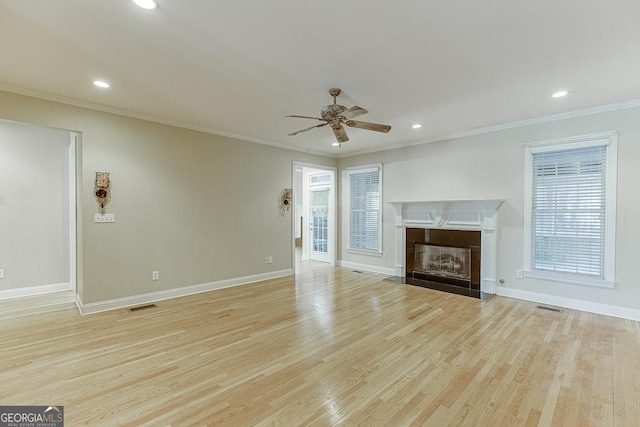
[388,200,504,295]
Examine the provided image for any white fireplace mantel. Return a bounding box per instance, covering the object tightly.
[387,199,504,294]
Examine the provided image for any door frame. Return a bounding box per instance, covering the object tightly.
[308,183,331,263]
[292,162,337,274]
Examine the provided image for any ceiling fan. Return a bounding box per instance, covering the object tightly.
[286,88,391,144]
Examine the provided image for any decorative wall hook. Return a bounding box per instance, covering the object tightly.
[94,172,111,214]
[281,188,292,211]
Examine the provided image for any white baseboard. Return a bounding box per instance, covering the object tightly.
[496,286,640,321]
[337,260,395,276]
[0,282,73,301]
[76,269,293,315]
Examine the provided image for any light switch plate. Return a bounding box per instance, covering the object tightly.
[95,213,115,223]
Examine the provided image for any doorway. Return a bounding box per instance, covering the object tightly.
[292,163,336,272]
[0,119,78,300]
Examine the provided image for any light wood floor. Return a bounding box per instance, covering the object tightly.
[1,261,640,426]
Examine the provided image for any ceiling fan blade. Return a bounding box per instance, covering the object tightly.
[288,122,328,136]
[333,125,349,143]
[345,120,391,133]
[341,106,368,119]
[286,114,325,121]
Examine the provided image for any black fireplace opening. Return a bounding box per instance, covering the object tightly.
[404,228,483,299]
[413,242,472,287]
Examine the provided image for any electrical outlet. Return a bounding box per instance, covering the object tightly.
[0,269,4,279]
[152,271,160,281]
[268,256,273,264]
[516,269,524,279]
[264,256,273,264]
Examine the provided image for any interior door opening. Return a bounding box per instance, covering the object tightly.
[292,163,336,272]
[0,119,78,301]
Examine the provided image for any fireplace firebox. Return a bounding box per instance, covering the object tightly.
[413,243,471,286]
[406,228,482,298]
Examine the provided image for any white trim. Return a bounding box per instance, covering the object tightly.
[339,99,640,158]
[345,164,381,175]
[523,131,617,285]
[68,133,78,295]
[74,133,84,303]
[496,286,640,321]
[387,200,504,294]
[345,248,384,257]
[525,131,617,151]
[75,269,292,315]
[0,282,73,301]
[294,162,337,269]
[0,83,336,159]
[2,82,639,161]
[337,260,395,276]
[522,269,615,289]
[344,163,383,254]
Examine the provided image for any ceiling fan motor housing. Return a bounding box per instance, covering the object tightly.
[321,104,347,120]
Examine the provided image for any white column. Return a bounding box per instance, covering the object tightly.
[389,202,406,277]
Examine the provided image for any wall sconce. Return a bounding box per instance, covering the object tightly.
[281,188,292,211]
[94,172,111,214]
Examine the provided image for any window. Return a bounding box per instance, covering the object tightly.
[523,132,617,288]
[346,165,382,254]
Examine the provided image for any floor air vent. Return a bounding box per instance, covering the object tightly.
[352,270,362,274]
[536,305,562,313]
[128,304,158,312]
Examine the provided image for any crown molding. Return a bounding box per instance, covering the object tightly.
[0,83,337,159]
[2,82,638,161]
[339,98,640,158]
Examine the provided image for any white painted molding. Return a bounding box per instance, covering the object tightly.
[337,260,395,276]
[3,83,639,161]
[0,282,73,301]
[0,84,335,159]
[387,200,504,294]
[341,99,640,158]
[76,269,293,315]
[496,286,640,321]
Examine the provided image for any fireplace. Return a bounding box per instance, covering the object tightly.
[414,243,471,284]
[406,228,481,297]
[388,200,504,299]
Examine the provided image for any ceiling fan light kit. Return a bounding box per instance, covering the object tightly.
[286,88,391,145]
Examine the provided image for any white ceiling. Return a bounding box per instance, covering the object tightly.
[1,1,639,157]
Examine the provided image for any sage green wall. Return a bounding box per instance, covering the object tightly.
[0,90,333,304]
[338,106,640,311]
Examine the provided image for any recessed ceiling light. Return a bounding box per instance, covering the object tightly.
[133,0,158,10]
[412,124,422,129]
[332,142,340,146]
[93,80,110,88]
[552,91,568,98]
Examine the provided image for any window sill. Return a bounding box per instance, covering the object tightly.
[346,248,384,258]
[522,269,616,289]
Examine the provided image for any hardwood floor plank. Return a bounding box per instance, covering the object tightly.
[0,261,638,426]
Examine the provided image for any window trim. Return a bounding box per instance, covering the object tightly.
[523,132,617,288]
[344,163,383,256]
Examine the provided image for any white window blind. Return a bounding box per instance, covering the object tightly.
[531,145,606,277]
[349,167,381,251]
